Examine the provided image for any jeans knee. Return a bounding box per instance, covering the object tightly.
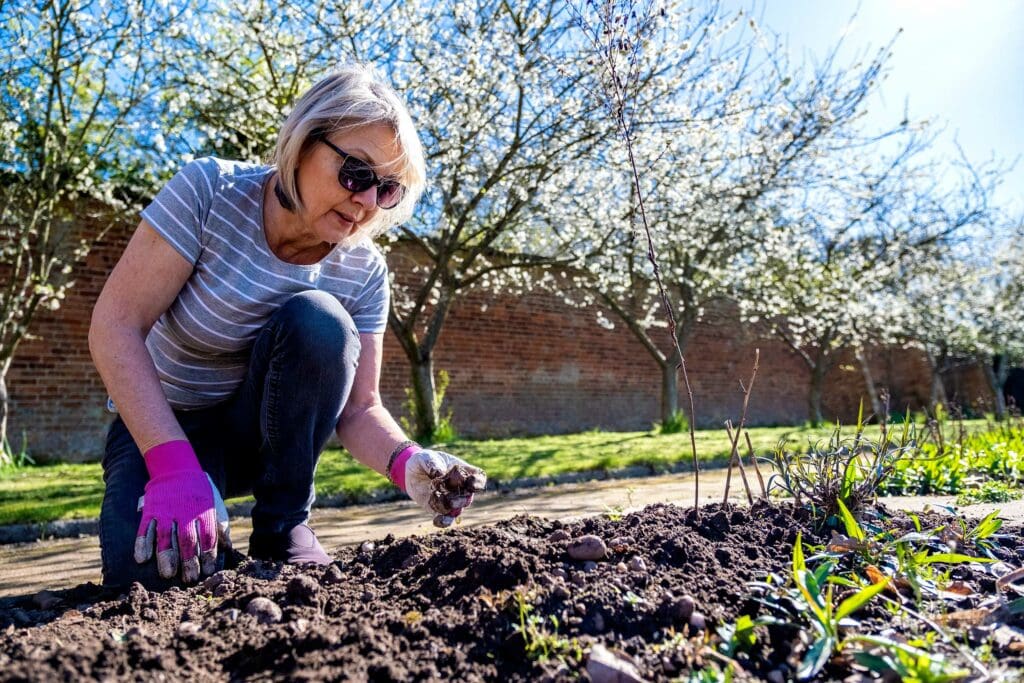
[274,291,361,365]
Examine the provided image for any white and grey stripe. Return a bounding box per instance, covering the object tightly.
[139,156,389,409]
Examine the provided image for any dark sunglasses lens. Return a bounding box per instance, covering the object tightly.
[377,181,405,209]
[338,158,376,192]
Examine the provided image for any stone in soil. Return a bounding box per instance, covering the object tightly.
[567,534,607,561]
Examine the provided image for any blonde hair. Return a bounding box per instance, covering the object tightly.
[272,64,426,238]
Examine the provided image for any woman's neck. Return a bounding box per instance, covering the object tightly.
[262,173,334,265]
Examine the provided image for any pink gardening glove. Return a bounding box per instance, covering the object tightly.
[134,440,231,583]
[390,445,487,528]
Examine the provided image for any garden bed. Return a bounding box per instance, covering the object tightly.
[1,501,1022,681]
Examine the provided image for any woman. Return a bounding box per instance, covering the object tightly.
[89,64,486,589]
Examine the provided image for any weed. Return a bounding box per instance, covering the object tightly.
[848,635,970,682]
[511,591,582,663]
[686,664,735,683]
[955,480,1020,505]
[399,369,457,444]
[603,504,624,522]
[715,614,779,658]
[656,410,689,435]
[0,432,33,470]
[769,404,919,520]
[960,510,1003,551]
[884,413,1024,498]
[743,532,892,678]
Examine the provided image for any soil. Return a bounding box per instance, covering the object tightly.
[1,501,1022,682]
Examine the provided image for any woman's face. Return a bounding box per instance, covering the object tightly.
[293,124,405,247]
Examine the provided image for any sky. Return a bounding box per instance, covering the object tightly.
[725,0,1024,216]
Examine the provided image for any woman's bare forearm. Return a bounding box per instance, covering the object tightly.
[335,402,409,477]
[89,318,185,454]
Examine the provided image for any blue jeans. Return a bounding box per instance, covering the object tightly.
[100,291,361,588]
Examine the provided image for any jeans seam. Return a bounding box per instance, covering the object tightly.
[263,340,282,458]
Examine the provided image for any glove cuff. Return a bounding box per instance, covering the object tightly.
[143,440,202,478]
[387,441,420,492]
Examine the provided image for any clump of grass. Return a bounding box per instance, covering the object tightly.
[511,590,582,663]
[955,480,1021,505]
[655,410,689,435]
[0,433,34,470]
[768,403,919,520]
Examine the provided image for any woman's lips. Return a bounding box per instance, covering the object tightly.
[333,210,357,230]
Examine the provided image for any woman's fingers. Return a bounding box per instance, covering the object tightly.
[134,518,157,563]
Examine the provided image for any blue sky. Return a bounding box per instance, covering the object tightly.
[728,0,1023,215]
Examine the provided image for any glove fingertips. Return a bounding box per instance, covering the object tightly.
[134,518,156,563]
[449,493,474,509]
[196,510,219,551]
[466,471,487,492]
[157,524,179,579]
[181,555,201,584]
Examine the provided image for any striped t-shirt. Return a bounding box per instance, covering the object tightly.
[138,156,390,409]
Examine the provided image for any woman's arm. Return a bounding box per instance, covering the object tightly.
[334,332,407,475]
[336,334,486,527]
[89,219,194,452]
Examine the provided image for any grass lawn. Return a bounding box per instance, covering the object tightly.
[0,420,988,526]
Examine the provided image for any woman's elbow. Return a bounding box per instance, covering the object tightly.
[88,304,109,364]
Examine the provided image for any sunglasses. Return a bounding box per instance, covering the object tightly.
[319,138,405,210]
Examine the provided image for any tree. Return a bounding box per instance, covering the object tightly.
[738,145,1000,425]
[972,221,1024,418]
[138,0,615,441]
[562,3,912,426]
[889,248,976,412]
[379,0,615,440]
[0,0,172,460]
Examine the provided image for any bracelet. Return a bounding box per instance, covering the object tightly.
[386,440,419,485]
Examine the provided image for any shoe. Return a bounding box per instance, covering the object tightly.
[248,523,331,565]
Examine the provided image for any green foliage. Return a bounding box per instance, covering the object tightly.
[835,499,865,542]
[0,433,34,470]
[961,510,1003,550]
[511,590,582,663]
[686,665,735,683]
[955,480,1020,505]
[400,369,457,444]
[882,416,1024,497]
[788,532,891,678]
[849,635,970,683]
[656,410,689,435]
[768,414,919,520]
[716,614,779,658]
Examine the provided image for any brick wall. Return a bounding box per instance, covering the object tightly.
[5,231,994,462]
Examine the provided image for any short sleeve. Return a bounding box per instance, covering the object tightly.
[140,157,219,265]
[349,256,391,334]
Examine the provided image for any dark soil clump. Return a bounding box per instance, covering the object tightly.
[0,501,1020,681]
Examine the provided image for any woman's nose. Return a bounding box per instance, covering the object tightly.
[350,184,378,209]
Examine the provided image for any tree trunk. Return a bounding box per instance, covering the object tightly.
[0,371,8,460]
[410,354,438,441]
[807,363,826,427]
[982,354,1008,420]
[660,360,679,424]
[924,349,948,413]
[854,347,883,421]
